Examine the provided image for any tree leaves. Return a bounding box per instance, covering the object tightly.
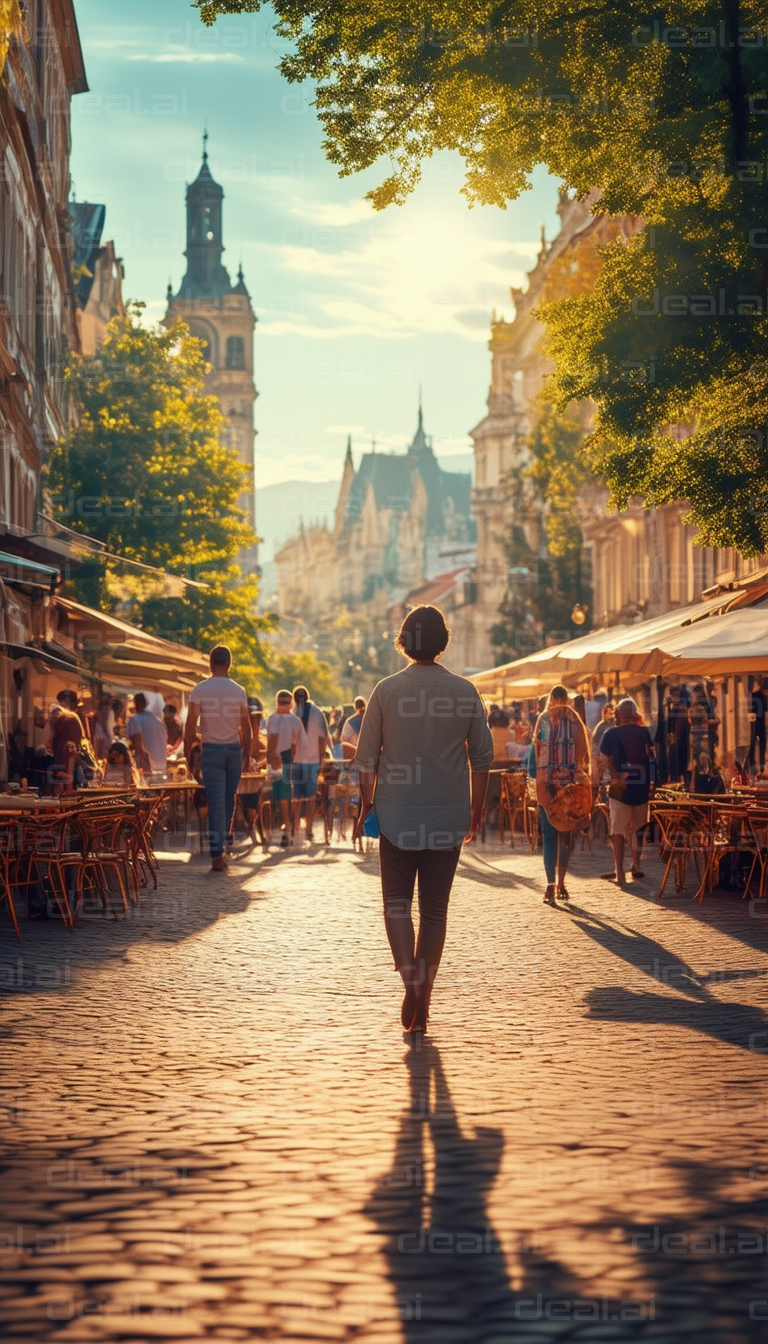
[196,0,768,553]
[491,400,592,659]
[47,310,273,687]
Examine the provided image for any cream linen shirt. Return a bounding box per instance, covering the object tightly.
[354,662,493,850]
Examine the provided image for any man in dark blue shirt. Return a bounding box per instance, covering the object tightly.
[599,697,656,884]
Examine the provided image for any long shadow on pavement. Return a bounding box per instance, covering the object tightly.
[0,835,379,999]
[585,983,767,1053]
[628,883,768,955]
[364,1041,767,1340]
[569,905,747,999]
[0,850,255,1000]
[364,1039,525,1340]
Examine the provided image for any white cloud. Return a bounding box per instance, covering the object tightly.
[86,38,144,50]
[255,207,540,342]
[287,199,377,227]
[126,52,245,64]
[433,436,475,456]
[138,299,169,329]
[255,457,343,488]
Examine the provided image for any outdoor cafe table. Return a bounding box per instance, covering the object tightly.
[0,794,62,811]
[0,783,194,937]
[649,795,768,900]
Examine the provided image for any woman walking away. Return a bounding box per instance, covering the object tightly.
[530,685,592,906]
[353,605,493,1037]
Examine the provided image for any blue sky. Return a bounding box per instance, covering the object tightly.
[70,0,560,486]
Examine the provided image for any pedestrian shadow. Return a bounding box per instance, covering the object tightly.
[362,1043,625,1339]
[571,904,766,1001]
[602,1157,768,1341]
[0,855,255,998]
[458,850,543,894]
[569,907,713,998]
[675,890,768,955]
[363,1044,768,1339]
[604,860,768,955]
[584,984,768,1053]
[362,1039,519,1336]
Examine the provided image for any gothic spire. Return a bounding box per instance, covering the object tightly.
[409,392,429,454]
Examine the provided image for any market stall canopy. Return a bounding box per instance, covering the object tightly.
[4,644,96,680]
[657,601,768,676]
[470,590,758,697]
[557,595,730,677]
[52,596,209,690]
[470,639,582,700]
[93,659,202,695]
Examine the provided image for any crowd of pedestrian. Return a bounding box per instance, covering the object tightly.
[16,607,766,1044]
[495,673,768,908]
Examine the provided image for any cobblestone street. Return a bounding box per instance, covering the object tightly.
[1,834,766,1343]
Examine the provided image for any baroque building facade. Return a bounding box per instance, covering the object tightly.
[276,409,472,621]
[68,200,124,355]
[164,139,257,545]
[450,190,767,675]
[0,0,87,777]
[0,0,86,534]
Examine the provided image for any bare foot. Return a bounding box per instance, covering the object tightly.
[401,984,417,1030]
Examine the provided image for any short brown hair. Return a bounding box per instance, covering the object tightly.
[548,685,569,705]
[396,605,450,661]
[210,645,232,668]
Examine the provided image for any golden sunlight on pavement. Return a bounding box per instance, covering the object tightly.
[1,838,765,1342]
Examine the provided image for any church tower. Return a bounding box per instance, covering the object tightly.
[333,436,356,537]
[164,135,257,556]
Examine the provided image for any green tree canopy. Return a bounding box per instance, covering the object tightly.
[490,400,592,661]
[258,651,344,706]
[197,1,768,553]
[47,309,274,687]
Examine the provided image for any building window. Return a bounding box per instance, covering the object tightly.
[225,335,245,370]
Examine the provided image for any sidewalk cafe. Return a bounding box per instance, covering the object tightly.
[470,571,768,900]
[0,546,210,941]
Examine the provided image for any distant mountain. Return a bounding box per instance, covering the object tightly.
[254,478,340,561]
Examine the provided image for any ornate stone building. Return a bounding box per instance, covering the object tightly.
[164,138,257,544]
[0,0,87,777]
[276,409,472,620]
[451,189,767,674]
[0,0,86,534]
[68,201,124,354]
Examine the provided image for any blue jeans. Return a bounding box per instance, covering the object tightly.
[201,743,242,858]
[538,807,572,885]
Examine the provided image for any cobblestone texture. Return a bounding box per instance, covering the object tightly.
[1,832,766,1343]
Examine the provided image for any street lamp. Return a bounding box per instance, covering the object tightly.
[571,603,588,626]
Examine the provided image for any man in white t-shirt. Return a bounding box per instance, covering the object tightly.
[127,693,167,774]
[266,690,302,847]
[340,696,366,761]
[184,646,251,871]
[292,685,328,843]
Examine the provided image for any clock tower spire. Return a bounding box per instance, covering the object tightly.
[164,136,258,556]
